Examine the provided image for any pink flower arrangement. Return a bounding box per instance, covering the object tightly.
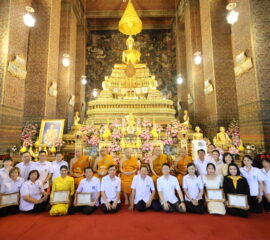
[88,136,100,146]
[21,122,39,147]
[227,120,241,147]
[166,120,185,137]
[108,142,121,153]
[142,120,152,128]
[80,125,99,137]
[23,138,33,147]
[54,138,65,147]
[140,130,151,141]
[111,130,122,140]
[141,141,153,152]
[109,121,122,129]
[163,138,174,145]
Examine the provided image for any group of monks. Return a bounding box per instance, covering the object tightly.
[69,146,191,205]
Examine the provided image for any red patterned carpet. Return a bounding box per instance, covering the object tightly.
[0,206,269,240]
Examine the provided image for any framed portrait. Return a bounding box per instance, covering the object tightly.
[77,193,92,206]
[50,191,69,205]
[228,194,249,210]
[0,193,19,208]
[207,189,224,202]
[39,119,65,147]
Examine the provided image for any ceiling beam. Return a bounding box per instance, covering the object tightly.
[86,9,176,19]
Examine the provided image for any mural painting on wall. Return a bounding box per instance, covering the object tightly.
[86,30,177,107]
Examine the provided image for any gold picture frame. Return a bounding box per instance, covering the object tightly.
[228,193,249,210]
[39,119,65,147]
[50,191,69,205]
[207,189,225,202]
[0,193,20,208]
[77,192,92,206]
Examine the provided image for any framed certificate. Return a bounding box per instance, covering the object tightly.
[207,189,224,202]
[51,191,69,205]
[228,194,249,210]
[77,192,92,206]
[0,193,19,208]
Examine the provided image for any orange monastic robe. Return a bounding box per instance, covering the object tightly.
[71,156,90,188]
[152,154,169,183]
[95,154,115,180]
[121,157,139,195]
[176,155,192,185]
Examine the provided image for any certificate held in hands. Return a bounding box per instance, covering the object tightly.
[0,193,19,208]
[77,193,91,206]
[207,189,224,201]
[228,194,249,210]
[51,191,69,205]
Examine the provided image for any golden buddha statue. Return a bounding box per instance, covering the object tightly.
[126,112,136,134]
[214,126,232,148]
[73,111,81,126]
[151,124,159,140]
[193,126,203,140]
[122,36,141,65]
[102,125,111,141]
[183,110,190,125]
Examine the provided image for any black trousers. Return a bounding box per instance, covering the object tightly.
[263,196,270,212]
[227,207,249,218]
[101,201,120,214]
[23,201,47,213]
[249,196,263,213]
[135,199,161,212]
[185,200,205,214]
[0,205,19,217]
[162,201,185,213]
[70,206,96,215]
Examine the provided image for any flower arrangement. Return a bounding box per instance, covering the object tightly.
[155,124,163,133]
[80,125,99,137]
[111,130,122,141]
[227,120,241,147]
[140,130,151,141]
[88,136,100,146]
[163,138,174,145]
[21,122,39,147]
[54,138,65,148]
[141,120,152,128]
[108,142,121,153]
[166,120,185,137]
[141,141,153,152]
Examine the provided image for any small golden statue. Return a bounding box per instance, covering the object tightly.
[122,36,141,65]
[126,112,136,134]
[193,126,203,140]
[213,126,232,148]
[102,125,111,141]
[73,111,81,126]
[183,110,190,125]
[151,125,159,140]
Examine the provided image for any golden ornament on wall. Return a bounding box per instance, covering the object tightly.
[8,54,27,80]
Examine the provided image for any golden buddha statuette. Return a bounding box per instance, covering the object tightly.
[193,126,203,140]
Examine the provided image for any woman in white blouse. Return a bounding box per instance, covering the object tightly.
[0,167,24,216]
[261,156,270,213]
[19,170,48,213]
[183,163,205,214]
[202,163,226,215]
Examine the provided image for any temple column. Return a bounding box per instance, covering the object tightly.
[184,0,206,127]
[24,0,61,121]
[231,0,270,150]
[199,0,238,137]
[0,0,32,152]
[57,0,78,130]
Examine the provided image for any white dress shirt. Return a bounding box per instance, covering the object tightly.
[183,174,203,201]
[194,158,210,176]
[240,167,264,196]
[16,161,35,180]
[0,177,24,194]
[77,177,101,206]
[51,160,68,181]
[157,175,181,204]
[261,168,270,194]
[100,175,121,204]
[19,180,44,211]
[32,161,53,189]
[0,167,11,183]
[131,175,155,204]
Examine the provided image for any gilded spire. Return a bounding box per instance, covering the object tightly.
[119,0,142,36]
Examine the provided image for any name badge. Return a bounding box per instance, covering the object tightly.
[253,175,256,180]
[196,183,199,187]
[146,184,149,188]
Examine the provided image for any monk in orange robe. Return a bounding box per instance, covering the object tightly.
[120,148,139,205]
[93,147,115,180]
[174,148,192,186]
[70,149,90,189]
[149,146,170,184]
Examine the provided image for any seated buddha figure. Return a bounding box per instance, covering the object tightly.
[193,126,203,140]
[122,36,141,65]
[126,113,136,135]
[214,126,232,148]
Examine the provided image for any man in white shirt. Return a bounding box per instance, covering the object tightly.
[33,151,53,190]
[129,166,161,212]
[194,149,210,176]
[51,151,68,181]
[157,163,186,213]
[16,151,35,180]
[101,165,121,213]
